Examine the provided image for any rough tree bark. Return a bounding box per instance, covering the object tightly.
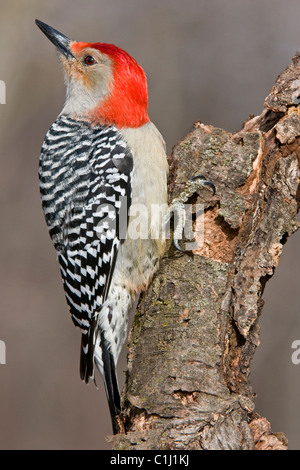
[112,53,300,450]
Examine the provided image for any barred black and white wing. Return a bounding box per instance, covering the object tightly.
[39,115,132,416]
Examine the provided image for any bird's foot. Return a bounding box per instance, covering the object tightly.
[168,174,216,253]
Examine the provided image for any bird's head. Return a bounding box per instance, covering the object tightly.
[36,20,149,128]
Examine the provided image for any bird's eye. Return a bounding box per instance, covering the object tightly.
[84,55,96,66]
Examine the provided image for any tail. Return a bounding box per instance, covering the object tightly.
[97,331,121,433]
[80,327,121,434]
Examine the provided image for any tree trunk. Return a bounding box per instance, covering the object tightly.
[112,53,300,450]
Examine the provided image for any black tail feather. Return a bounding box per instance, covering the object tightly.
[100,331,121,433]
[80,327,121,433]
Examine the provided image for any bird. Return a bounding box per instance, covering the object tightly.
[36,19,169,432]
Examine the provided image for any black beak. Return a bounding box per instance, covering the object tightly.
[35,20,75,59]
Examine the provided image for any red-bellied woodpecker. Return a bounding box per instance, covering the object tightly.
[36,20,215,433]
[36,20,169,431]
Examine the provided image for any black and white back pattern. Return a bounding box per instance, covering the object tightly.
[39,114,133,388]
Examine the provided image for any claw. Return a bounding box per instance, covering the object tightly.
[173,237,186,253]
[190,174,216,196]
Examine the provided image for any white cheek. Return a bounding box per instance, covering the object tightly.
[62,68,112,117]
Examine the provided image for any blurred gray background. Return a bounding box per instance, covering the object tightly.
[0,0,299,450]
